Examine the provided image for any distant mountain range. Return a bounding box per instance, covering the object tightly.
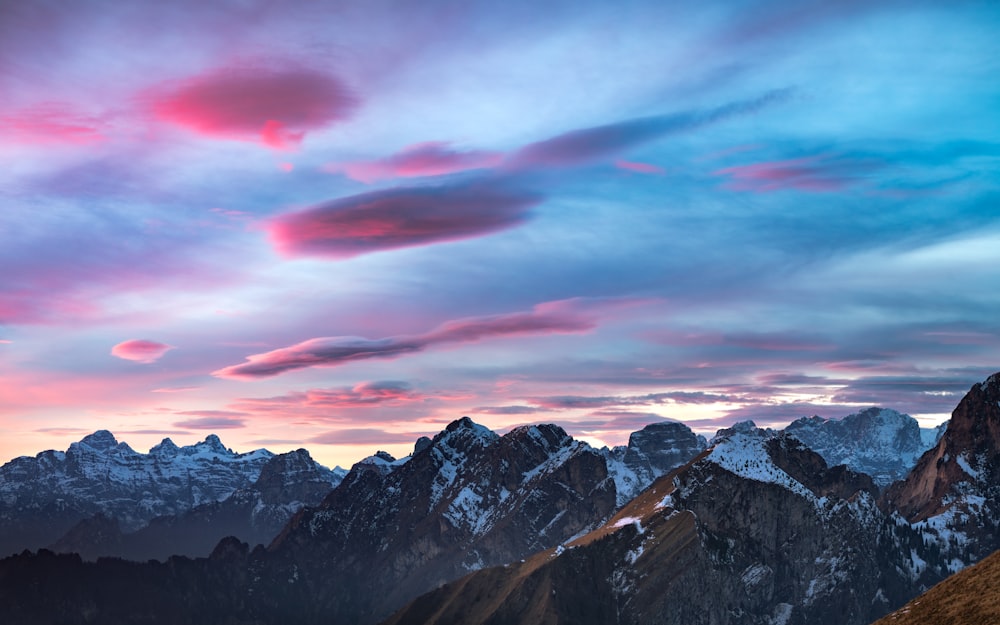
[0,373,996,625]
[0,432,344,559]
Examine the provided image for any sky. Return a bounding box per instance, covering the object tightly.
[2,0,999,470]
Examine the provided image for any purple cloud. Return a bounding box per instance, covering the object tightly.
[267,183,541,259]
[152,63,356,150]
[214,301,596,379]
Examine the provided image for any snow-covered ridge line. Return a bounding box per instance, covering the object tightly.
[705,429,815,500]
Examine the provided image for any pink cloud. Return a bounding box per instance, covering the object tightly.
[0,104,104,145]
[152,64,355,150]
[214,301,596,379]
[267,184,541,259]
[615,160,665,175]
[330,142,503,183]
[714,156,857,192]
[110,339,174,364]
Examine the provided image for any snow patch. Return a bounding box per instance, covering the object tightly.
[612,516,644,532]
[955,454,980,479]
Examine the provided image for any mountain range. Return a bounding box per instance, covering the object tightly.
[0,372,996,624]
[0,432,344,559]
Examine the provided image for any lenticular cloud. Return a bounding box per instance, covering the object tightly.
[111,339,173,364]
[153,64,356,149]
[267,184,541,259]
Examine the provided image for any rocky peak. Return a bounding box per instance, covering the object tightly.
[624,421,706,471]
[413,436,433,455]
[353,451,401,475]
[79,430,119,451]
[711,419,761,442]
[149,438,179,458]
[431,416,499,456]
[785,407,927,487]
[198,434,231,455]
[605,420,708,505]
[254,449,340,503]
[506,423,572,455]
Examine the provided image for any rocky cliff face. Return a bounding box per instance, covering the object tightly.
[785,407,929,488]
[0,431,278,557]
[883,372,1000,571]
[48,448,343,561]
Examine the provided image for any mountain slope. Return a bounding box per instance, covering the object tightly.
[870,547,1000,625]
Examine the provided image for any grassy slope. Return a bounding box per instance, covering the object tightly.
[872,548,1000,625]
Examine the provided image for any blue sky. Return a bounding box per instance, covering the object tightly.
[1,0,998,468]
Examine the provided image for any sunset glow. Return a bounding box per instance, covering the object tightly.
[2,0,998,470]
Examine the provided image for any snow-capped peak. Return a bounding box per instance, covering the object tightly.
[79,430,119,451]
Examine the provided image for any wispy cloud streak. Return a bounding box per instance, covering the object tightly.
[214,300,596,379]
